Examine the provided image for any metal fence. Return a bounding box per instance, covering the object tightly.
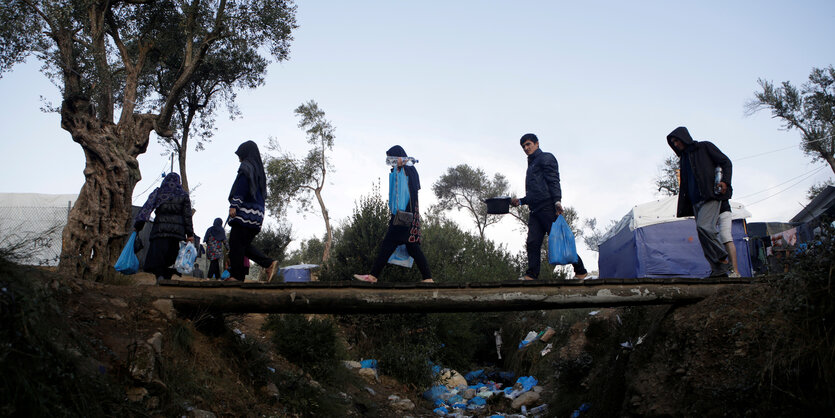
[0,205,71,266]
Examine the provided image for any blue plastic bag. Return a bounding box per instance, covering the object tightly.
[548,214,578,265]
[221,269,230,279]
[388,168,410,214]
[388,244,414,268]
[174,241,197,274]
[114,232,139,275]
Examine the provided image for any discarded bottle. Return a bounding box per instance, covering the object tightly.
[714,167,723,194]
[386,156,418,167]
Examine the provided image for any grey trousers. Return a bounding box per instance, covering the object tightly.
[694,200,729,275]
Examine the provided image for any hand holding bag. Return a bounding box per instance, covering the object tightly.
[548,214,578,265]
[114,232,140,275]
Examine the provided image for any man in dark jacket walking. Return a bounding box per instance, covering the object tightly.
[667,126,733,277]
[511,133,588,280]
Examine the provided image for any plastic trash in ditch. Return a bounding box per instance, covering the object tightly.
[360,359,378,369]
[540,343,553,356]
[518,331,539,349]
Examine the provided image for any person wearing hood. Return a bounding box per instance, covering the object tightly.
[511,133,588,280]
[667,126,734,277]
[205,217,227,279]
[227,141,279,282]
[134,172,194,282]
[353,145,433,283]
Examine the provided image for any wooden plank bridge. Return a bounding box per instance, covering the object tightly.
[145,278,752,314]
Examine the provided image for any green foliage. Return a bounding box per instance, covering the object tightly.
[324,185,391,281]
[746,65,835,174]
[265,100,336,262]
[421,215,519,282]
[264,314,345,381]
[0,263,136,416]
[432,164,510,239]
[252,222,293,264]
[806,179,835,201]
[767,220,835,412]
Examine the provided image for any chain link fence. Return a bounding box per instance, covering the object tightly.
[0,205,71,266]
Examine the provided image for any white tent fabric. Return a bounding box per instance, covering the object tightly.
[600,196,752,246]
[0,193,77,266]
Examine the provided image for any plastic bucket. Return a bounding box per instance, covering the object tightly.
[484,197,511,214]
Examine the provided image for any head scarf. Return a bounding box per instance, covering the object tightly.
[135,172,188,222]
[234,140,267,200]
[205,217,227,242]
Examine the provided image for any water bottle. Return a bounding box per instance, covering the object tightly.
[386,156,418,167]
[714,167,723,194]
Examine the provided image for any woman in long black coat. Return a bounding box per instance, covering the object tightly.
[134,172,194,281]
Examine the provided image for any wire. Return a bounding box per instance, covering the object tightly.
[742,165,829,206]
[734,165,828,199]
[735,133,834,162]
[132,162,169,200]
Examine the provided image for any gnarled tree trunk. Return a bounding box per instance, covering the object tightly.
[58,96,155,281]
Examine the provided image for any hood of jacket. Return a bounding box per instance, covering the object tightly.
[667,126,695,156]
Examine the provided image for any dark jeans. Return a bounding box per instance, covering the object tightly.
[207,258,221,279]
[526,205,587,279]
[229,226,273,281]
[370,225,432,280]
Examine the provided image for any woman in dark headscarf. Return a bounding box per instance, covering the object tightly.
[134,172,194,281]
[204,217,227,279]
[354,145,433,283]
[227,141,278,282]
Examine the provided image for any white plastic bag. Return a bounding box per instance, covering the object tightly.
[175,241,197,274]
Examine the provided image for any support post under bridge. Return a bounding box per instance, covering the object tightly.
[145,278,751,314]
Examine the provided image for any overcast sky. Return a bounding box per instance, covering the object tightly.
[1,1,833,275]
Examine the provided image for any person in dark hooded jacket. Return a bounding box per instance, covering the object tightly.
[667,126,733,277]
[353,145,433,283]
[511,133,588,280]
[227,141,279,282]
[134,172,194,281]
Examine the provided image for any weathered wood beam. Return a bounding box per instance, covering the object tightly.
[143,282,748,314]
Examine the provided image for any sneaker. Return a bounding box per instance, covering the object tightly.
[728,271,741,278]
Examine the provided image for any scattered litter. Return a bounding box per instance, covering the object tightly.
[540,326,555,342]
[636,334,647,345]
[232,328,245,340]
[571,402,592,417]
[518,331,539,349]
[365,386,376,396]
[620,341,633,349]
[616,314,622,325]
[588,310,600,316]
[360,359,378,369]
[540,343,553,357]
[266,366,275,373]
[494,330,503,359]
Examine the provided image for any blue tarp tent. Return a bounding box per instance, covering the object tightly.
[598,196,753,278]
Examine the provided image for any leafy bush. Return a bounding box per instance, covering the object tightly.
[0,260,135,416]
[264,314,345,381]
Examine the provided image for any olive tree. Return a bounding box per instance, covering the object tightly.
[265,100,336,263]
[746,65,835,175]
[0,0,297,280]
[432,164,510,239]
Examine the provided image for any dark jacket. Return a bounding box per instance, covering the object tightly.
[229,141,266,229]
[520,148,562,211]
[667,126,733,217]
[149,195,194,240]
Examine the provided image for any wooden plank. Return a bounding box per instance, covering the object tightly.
[144,282,752,314]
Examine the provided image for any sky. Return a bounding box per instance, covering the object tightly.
[1,1,833,275]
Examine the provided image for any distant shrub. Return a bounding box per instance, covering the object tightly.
[264,314,345,381]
